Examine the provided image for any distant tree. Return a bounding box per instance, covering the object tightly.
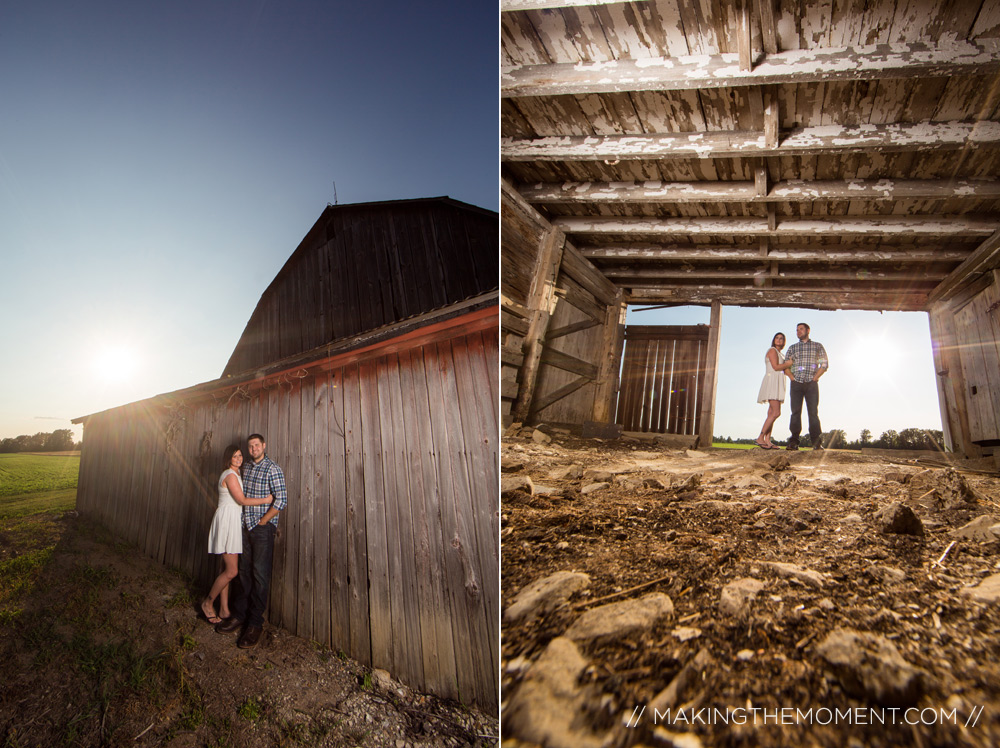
[859,429,872,446]
[73,441,83,451]
[877,429,899,449]
[0,438,15,453]
[45,429,74,452]
[824,429,846,448]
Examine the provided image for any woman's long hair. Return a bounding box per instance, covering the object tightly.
[771,332,786,349]
[222,444,241,470]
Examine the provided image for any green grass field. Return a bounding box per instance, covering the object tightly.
[0,452,80,506]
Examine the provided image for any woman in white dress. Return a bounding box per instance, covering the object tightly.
[755,333,795,449]
[200,445,273,624]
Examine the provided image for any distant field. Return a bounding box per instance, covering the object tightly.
[0,453,80,510]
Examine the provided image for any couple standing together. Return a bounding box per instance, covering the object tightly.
[200,433,287,649]
[756,322,829,451]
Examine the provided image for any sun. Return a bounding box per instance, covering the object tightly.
[91,345,140,383]
[845,330,901,383]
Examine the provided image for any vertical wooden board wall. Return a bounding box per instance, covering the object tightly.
[311,372,333,648]
[327,367,351,650]
[450,332,500,689]
[342,362,371,666]
[396,345,456,697]
[297,376,317,641]
[360,358,392,670]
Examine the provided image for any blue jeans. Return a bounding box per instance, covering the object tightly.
[232,523,276,628]
[788,380,821,444]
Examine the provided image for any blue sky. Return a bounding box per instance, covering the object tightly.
[1,0,497,441]
[626,305,943,443]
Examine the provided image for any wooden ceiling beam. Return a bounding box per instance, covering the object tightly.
[502,121,1000,161]
[624,287,929,312]
[580,246,970,263]
[501,0,635,9]
[552,215,998,237]
[602,267,942,282]
[502,41,1000,97]
[516,178,1000,204]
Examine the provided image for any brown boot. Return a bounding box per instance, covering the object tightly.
[215,617,242,634]
[238,625,263,649]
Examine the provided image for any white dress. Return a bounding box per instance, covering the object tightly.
[207,468,243,554]
[756,347,787,403]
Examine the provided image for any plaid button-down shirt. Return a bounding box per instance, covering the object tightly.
[786,339,829,383]
[240,455,287,529]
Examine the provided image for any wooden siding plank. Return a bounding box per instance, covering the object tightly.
[328,366,351,650]
[312,373,332,648]
[343,362,371,665]
[360,359,392,670]
[296,376,317,640]
[423,342,487,706]
[399,346,458,697]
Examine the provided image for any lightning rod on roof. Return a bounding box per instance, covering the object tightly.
[333,181,338,205]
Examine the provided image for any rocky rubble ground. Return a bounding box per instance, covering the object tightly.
[500,428,1000,747]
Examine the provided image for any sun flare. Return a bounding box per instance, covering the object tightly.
[91,346,140,383]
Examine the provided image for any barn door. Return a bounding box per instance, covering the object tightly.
[955,283,1000,444]
[616,325,709,435]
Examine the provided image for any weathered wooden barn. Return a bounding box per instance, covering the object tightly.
[501,0,1000,458]
[74,197,499,709]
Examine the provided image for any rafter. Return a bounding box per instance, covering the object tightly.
[516,179,1000,204]
[927,229,1000,304]
[502,41,1000,97]
[501,121,1000,162]
[601,267,943,282]
[625,287,929,312]
[580,246,970,264]
[501,0,635,10]
[551,215,998,238]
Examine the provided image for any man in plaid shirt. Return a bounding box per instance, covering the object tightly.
[784,322,829,451]
[216,433,287,648]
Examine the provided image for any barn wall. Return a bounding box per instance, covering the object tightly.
[224,200,498,377]
[76,315,499,710]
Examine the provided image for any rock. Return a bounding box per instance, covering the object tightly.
[880,566,907,585]
[504,571,591,623]
[818,598,835,611]
[501,475,534,496]
[583,468,614,482]
[504,637,607,748]
[532,484,564,497]
[643,477,668,490]
[883,471,910,484]
[556,541,569,550]
[815,628,924,707]
[762,561,828,588]
[875,502,924,536]
[777,473,798,490]
[961,574,1000,604]
[719,578,765,617]
[649,648,712,713]
[565,592,674,642]
[372,668,394,690]
[581,482,610,495]
[841,513,864,524]
[504,422,523,437]
[768,453,791,471]
[532,429,552,445]
[664,530,677,542]
[548,465,583,481]
[672,626,701,641]
[736,649,755,661]
[501,456,525,472]
[734,476,769,490]
[951,515,1000,542]
[675,474,701,491]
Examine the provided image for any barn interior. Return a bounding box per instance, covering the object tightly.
[500,2,1000,746]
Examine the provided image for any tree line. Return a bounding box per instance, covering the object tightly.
[0,429,80,453]
[716,428,945,451]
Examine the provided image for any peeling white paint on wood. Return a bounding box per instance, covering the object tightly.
[580,246,969,263]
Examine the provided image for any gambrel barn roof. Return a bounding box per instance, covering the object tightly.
[501,0,1000,311]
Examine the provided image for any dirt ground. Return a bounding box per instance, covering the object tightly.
[0,514,497,748]
[500,429,1000,747]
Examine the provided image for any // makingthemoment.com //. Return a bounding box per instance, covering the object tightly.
[623,705,985,729]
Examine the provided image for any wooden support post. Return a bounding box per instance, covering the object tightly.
[512,227,566,422]
[698,300,723,449]
[737,0,753,71]
[592,289,626,423]
[928,302,981,457]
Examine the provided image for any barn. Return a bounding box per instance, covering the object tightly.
[73,196,499,709]
[501,0,1000,457]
